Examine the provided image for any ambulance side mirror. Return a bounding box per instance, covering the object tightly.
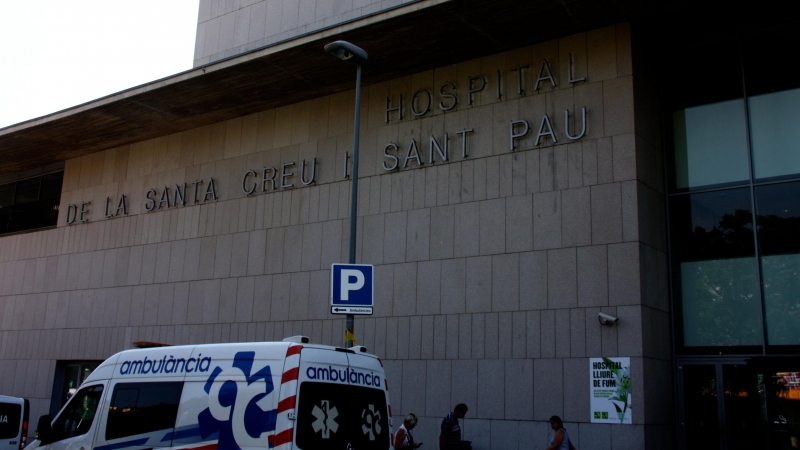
[36,415,52,444]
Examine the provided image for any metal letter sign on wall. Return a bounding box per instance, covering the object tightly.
[330,264,374,315]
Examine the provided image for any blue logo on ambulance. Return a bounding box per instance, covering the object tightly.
[197,351,278,450]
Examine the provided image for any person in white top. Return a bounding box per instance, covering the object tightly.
[546,415,576,450]
[394,413,422,449]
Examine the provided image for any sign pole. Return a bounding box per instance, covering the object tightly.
[345,64,363,348]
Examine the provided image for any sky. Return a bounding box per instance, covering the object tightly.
[0,0,199,129]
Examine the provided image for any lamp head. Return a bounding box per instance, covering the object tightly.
[324,40,368,63]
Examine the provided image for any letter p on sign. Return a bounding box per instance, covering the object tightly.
[340,269,365,300]
[331,263,374,308]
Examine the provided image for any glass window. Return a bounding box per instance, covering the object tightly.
[667,44,746,192]
[13,177,40,205]
[0,184,14,208]
[0,171,64,236]
[756,181,800,346]
[106,382,183,442]
[670,189,763,349]
[748,88,800,180]
[673,100,750,189]
[765,370,800,448]
[682,365,720,449]
[296,382,389,450]
[50,385,104,442]
[60,363,98,408]
[40,172,64,201]
[722,364,763,449]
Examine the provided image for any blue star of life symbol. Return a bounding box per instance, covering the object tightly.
[198,351,278,450]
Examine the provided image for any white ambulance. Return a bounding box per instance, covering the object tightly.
[29,337,392,450]
[0,395,29,450]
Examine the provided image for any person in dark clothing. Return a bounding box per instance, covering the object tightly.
[439,403,468,450]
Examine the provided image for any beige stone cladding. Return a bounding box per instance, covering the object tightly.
[194,0,427,67]
[0,24,670,449]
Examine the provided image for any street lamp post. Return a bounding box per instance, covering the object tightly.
[324,41,367,348]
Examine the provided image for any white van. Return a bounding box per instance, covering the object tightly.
[29,337,392,450]
[0,395,29,450]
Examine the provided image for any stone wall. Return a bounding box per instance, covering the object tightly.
[193,0,424,66]
[0,24,671,449]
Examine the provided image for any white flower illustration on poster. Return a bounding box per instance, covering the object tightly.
[589,357,632,424]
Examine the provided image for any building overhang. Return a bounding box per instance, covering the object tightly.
[0,0,673,176]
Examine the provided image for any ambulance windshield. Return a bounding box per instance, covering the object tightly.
[295,382,389,450]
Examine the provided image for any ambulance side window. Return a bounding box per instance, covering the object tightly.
[105,382,183,441]
[50,385,104,442]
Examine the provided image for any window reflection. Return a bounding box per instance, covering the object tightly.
[756,182,800,346]
[673,100,750,189]
[767,371,800,448]
[670,189,763,348]
[50,385,103,442]
[722,365,763,450]
[0,171,63,235]
[680,258,761,347]
[749,88,800,181]
[682,365,720,449]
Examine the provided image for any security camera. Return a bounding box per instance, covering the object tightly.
[598,312,619,326]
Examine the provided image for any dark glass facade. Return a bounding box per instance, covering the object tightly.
[0,172,63,235]
[666,24,800,449]
[667,30,800,355]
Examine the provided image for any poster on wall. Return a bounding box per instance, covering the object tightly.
[590,357,632,424]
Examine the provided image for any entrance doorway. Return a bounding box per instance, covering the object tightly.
[48,361,100,416]
[678,359,800,449]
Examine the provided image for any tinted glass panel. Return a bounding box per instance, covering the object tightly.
[682,365,720,450]
[743,24,800,98]
[13,178,39,204]
[673,100,749,189]
[756,182,800,256]
[106,382,183,442]
[722,364,763,449]
[760,255,800,346]
[50,385,103,442]
[670,189,755,262]
[0,184,13,208]
[0,402,21,439]
[667,43,744,193]
[749,88,800,180]
[756,182,800,345]
[296,382,389,450]
[0,172,63,235]
[680,258,761,347]
[40,172,64,201]
[670,189,763,348]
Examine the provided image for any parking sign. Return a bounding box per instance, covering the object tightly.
[330,263,374,315]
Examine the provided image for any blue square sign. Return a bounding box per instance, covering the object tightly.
[331,263,374,314]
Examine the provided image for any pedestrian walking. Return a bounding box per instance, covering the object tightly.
[546,415,576,450]
[394,413,422,449]
[439,403,469,450]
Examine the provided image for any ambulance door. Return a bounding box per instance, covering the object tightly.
[42,383,106,450]
[295,348,390,450]
[92,380,184,450]
[0,397,24,449]
[345,353,391,449]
